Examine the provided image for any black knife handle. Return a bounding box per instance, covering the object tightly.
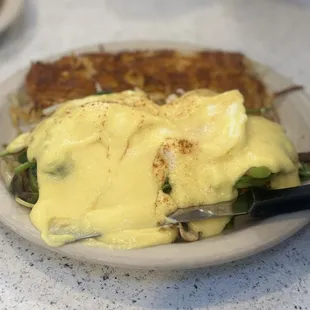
[248,185,310,218]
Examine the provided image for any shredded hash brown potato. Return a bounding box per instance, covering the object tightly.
[11,49,278,127]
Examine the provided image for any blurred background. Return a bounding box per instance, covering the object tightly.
[0,0,309,92]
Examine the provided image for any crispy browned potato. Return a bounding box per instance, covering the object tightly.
[18,49,274,123]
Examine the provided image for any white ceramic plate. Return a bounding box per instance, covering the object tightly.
[0,41,310,269]
[0,0,24,34]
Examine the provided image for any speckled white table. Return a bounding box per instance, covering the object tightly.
[0,1,310,309]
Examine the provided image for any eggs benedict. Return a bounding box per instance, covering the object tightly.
[1,89,300,249]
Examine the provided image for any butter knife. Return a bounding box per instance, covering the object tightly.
[166,185,310,223]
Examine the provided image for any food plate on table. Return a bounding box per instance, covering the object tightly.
[0,41,310,269]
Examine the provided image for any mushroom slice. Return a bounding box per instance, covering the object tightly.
[178,223,201,242]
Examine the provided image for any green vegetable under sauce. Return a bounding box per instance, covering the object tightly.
[299,162,310,181]
[9,174,23,196]
[0,148,28,160]
[235,166,273,189]
[162,178,172,194]
[9,162,39,205]
[235,174,271,189]
[45,162,72,178]
[29,164,38,192]
[246,166,271,179]
[0,150,10,158]
[14,162,34,174]
[17,150,28,164]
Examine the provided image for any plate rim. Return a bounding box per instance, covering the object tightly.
[0,40,310,270]
[0,0,24,34]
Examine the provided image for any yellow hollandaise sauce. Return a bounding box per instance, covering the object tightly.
[6,89,300,249]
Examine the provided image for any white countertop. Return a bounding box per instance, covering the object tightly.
[0,1,310,309]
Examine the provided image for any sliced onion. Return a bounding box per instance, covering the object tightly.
[0,160,14,188]
[15,197,34,208]
[95,82,102,92]
[42,104,63,116]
